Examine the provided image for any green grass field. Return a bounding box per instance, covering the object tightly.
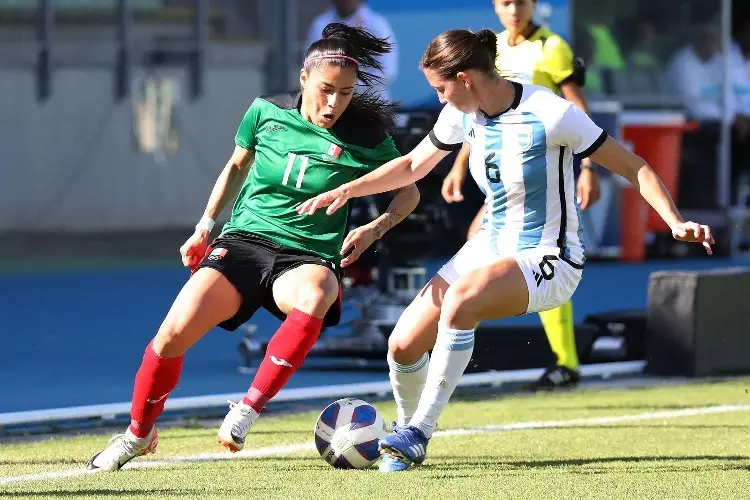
[2,378,750,499]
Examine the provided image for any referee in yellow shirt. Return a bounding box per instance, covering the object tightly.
[441,0,601,390]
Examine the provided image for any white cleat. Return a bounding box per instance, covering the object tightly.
[217,400,259,452]
[87,428,158,471]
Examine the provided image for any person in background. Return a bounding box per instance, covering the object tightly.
[307,0,399,101]
[663,12,750,207]
[732,16,750,154]
[440,0,600,391]
[625,20,663,94]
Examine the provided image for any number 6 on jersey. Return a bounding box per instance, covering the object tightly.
[283,153,310,188]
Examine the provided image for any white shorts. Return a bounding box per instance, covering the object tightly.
[437,231,583,314]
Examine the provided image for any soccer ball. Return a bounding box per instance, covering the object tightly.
[314,397,387,469]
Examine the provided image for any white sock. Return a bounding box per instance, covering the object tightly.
[388,352,429,426]
[125,427,151,443]
[409,325,474,439]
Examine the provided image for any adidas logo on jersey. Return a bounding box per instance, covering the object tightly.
[532,270,543,287]
[468,128,475,138]
[266,124,286,133]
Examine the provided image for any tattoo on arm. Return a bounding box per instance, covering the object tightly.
[365,185,419,239]
[371,207,407,239]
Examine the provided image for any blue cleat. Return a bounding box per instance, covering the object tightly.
[378,453,410,473]
[378,425,429,470]
[378,423,411,472]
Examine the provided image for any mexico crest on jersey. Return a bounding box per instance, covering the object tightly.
[324,142,342,161]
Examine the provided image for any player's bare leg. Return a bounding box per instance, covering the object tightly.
[381,259,529,472]
[388,277,446,420]
[88,268,241,470]
[379,276,446,472]
[218,264,338,451]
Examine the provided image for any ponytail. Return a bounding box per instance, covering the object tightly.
[304,23,395,132]
[421,29,499,80]
[475,29,498,64]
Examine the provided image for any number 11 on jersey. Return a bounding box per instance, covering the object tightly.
[283,153,310,188]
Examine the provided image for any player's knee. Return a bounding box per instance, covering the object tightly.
[295,282,338,314]
[441,281,481,327]
[153,315,193,357]
[387,335,425,364]
[387,315,432,364]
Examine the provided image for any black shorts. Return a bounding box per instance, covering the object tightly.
[196,232,344,331]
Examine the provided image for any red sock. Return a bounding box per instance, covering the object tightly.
[128,341,184,438]
[243,309,323,413]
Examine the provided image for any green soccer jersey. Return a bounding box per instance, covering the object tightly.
[222,91,401,263]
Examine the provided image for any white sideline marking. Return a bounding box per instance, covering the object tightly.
[0,361,646,427]
[2,403,748,485]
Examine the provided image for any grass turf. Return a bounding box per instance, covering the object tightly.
[1,377,749,499]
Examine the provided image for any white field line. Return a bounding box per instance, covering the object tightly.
[2,403,748,485]
[0,362,646,427]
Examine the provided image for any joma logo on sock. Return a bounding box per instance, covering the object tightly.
[270,356,292,367]
[146,393,168,404]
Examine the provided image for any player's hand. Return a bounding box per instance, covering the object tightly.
[340,225,378,267]
[297,187,350,216]
[576,160,601,211]
[180,230,209,269]
[441,168,466,203]
[671,222,714,255]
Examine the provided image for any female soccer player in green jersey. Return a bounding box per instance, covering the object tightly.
[88,23,419,471]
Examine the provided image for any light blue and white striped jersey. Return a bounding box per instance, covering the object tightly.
[429,82,606,268]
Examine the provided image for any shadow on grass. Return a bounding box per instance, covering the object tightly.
[0,485,275,497]
[161,428,310,440]
[421,454,750,474]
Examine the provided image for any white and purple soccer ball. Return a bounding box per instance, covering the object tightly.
[314,397,387,469]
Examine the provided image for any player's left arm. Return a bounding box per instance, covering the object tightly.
[557,105,714,253]
[367,184,420,240]
[340,183,420,267]
[590,138,714,252]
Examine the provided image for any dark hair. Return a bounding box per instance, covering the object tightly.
[420,29,498,79]
[304,22,395,132]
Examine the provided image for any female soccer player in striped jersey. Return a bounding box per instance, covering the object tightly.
[87,23,419,472]
[444,0,600,390]
[298,29,713,473]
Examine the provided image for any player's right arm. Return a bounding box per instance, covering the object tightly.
[181,146,254,268]
[442,143,470,203]
[181,101,261,268]
[200,146,254,226]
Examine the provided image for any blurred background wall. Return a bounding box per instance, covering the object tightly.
[2,0,750,419]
